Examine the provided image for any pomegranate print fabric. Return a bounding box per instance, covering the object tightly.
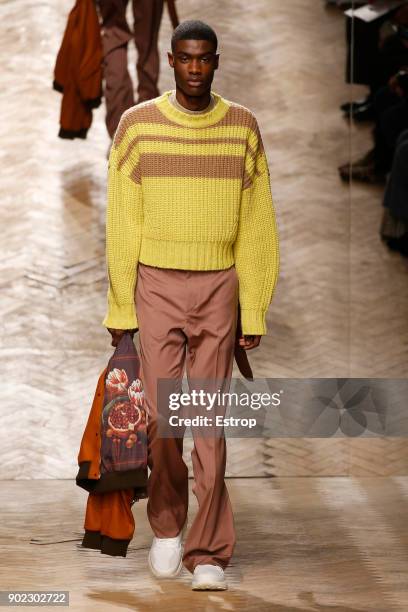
[100,332,148,474]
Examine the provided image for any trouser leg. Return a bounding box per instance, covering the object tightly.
[135,263,238,571]
[135,263,189,537]
[132,0,164,102]
[181,266,239,574]
[98,0,135,138]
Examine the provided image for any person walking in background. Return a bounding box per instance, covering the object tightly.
[96,0,178,141]
[338,66,408,184]
[102,20,280,590]
[380,129,408,255]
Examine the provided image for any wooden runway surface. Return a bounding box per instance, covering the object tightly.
[1,2,408,608]
[1,478,408,610]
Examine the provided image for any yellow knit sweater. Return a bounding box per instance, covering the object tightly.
[102,89,280,335]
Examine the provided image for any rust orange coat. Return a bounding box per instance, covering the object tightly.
[76,366,147,557]
[53,0,103,139]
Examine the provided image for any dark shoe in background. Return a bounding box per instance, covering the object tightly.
[340,94,373,113]
[386,234,408,257]
[338,148,376,171]
[338,162,387,184]
[341,100,376,122]
[349,103,376,122]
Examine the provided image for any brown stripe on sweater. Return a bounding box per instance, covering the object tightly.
[117,134,248,173]
[246,143,257,164]
[125,102,181,128]
[242,171,252,190]
[218,105,263,137]
[134,100,236,129]
[122,98,264,151]
[139,153,244,178]
[115,99,264,170]
[117,137,139,171]
[130,163,142,185]
[118,132,256,176]
[113,123,126,148]
[131,133,249,147]
[113,112,133,147]
[220,105,265,157]
[112,101,166,148]
[216,103,253,126]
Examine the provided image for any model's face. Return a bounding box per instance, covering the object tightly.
[168,39,219,96]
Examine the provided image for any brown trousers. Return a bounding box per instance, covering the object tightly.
[97,0,164,137]
[135,263,238,574]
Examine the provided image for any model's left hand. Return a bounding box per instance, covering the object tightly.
[238,335,261,349]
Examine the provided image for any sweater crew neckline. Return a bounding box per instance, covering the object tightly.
[168,89,215,114]
[155,89,231,127]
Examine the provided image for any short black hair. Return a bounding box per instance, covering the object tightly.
[171,20,218,54]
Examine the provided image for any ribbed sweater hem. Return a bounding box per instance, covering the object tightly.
[139,236,235,270]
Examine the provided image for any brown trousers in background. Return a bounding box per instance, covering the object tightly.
[97,0,164,138]
[135,263,238,574]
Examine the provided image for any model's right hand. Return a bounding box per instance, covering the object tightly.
[107,328,138,347]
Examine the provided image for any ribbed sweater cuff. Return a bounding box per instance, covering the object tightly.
[102,302,138,330]
[240,309,268,336]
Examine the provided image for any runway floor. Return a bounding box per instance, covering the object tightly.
[1,478,408,610]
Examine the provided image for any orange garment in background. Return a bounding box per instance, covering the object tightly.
[77,366,146,557]
[82,488,136,556]
[53,0,103,139]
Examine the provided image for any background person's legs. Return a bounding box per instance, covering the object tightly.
[383,129,408,222]
[380,130,408,250]
[98,0,135,138]
[132,0,164,103]
[374,98,408,174]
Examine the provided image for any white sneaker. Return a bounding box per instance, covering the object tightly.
[148,523,187,578]
[192,564,227,590]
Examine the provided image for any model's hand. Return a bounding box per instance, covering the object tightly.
[238,335,261,350]
[107,328,138,347]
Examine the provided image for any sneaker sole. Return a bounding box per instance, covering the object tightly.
[192,581,227,591]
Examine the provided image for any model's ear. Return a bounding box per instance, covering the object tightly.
[167,51,174,67]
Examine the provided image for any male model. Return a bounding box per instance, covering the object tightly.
[102,19,280,590]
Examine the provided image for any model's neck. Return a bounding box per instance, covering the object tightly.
[174,87,213,112]
[155,90,230,128]
[169,89,215,115]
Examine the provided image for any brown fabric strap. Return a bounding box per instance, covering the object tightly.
[234,302,254,381]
